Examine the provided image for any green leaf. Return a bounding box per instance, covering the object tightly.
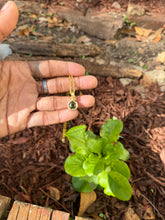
[83,153,101,176]
[108,171,132,201]
[65,125,87,155]
[98,170,115,197]
[72,176,98,193]
[111,160,130,179]
[100,119,123,142]
[94,160,105,175]
[64,154,86,177]
[119,147,130,161]
[103,142,129,161]
[85,131,102,154]
[98,170,132,201]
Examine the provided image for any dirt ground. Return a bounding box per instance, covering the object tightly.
[0,0,165,219]
[49,0,165,14]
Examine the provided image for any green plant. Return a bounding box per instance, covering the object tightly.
[124,15,136,28]
[142,64,148,69]
[128,58,134,63]
[64,118,132,201]
[99,213,106,219]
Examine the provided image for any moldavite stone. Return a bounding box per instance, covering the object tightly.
[68,100,78,110]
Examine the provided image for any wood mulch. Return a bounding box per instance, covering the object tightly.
[0,76,165,219]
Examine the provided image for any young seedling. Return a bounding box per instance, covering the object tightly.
[64,118,132,201]
[124,15,136,28]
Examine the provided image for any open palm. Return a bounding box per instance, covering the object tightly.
[0,2,97,137]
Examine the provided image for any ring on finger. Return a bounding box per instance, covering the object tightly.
[43,79,48,94]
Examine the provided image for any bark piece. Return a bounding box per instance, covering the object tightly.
[10,41,100,57]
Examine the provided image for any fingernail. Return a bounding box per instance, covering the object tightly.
[1,1,12,12]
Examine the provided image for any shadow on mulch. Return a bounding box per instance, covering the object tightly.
[0,76,165,219]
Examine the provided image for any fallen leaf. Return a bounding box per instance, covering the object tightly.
[125,207,140,220]
[49,186,60,201]
[47,17,58,24]
[152,34,161,42]
[38,17,48,23]
[32,32,44,36]
[143,206,155,219]
[39,36,54,40]
[105,39,117,46]
[160,148,165,170]
[28,25,35,33]
[29,14,38,19]
[77,35,91,43]
[18,29,29,36]
[157,51,165,63]
[135,27,152,38]
[40,3,47,8]
[78,191,97,216]
[17,24,29,30]
[150,28,164,42]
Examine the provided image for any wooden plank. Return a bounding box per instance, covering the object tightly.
[75,217,93,220]
[40,208,52,220]
[0,195,11,220]
[35,206,42,220]
[28,204,39,220]
[51,210,70,220]
[16,202,30,220]
[7,201,20,220]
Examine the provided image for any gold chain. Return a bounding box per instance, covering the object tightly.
[69,75,76,100]
[62,75,78,143]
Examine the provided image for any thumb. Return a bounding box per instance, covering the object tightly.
[0,1,19,42]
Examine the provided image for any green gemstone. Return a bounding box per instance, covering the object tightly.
[68,100,78,110]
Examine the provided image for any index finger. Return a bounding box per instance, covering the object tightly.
[29,60,85,78]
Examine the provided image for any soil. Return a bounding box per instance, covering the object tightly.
[0,0,165,220]
[48,0,165,14]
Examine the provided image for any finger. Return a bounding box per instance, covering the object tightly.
[37,75,98,94]
[29,60,85,78]
[36,95,95,111]
[0,1,19,42]
[27,109,78,128]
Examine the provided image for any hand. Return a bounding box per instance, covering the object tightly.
[0,60,97,137]
[0,1,98,138]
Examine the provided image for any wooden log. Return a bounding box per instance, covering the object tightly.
[6,52,142,79]
[72,59,142,79]
[0,195,11,220]
[10,41,100,58]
